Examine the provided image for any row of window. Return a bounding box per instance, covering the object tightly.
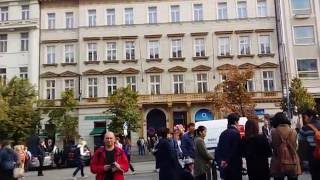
[0,5,30,22]
[44,71,276,100]
[47,1,268,29]
[0,67,28,85]
[0,33,29,52]
[45,35,273,64]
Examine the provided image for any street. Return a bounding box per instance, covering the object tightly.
[24,161,312,180]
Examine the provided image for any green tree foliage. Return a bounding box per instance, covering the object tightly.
[282,77,316,114]
[0,78,40,143]
[207,68,256,118]
[47,90,79,143]
[106,87,141,134]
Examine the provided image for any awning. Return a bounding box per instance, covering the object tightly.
[89,127,106,136]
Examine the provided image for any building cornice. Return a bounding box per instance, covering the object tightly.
[238,63,257,69]
[41,39,78,44]
[216,64,237,70]
[168,66,187,73]
[145,67,164,73]
[191,65,212,72]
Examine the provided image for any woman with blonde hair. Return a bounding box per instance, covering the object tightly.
[14,145,26,170]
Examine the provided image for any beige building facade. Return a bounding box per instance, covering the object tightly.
[39,0,282,149]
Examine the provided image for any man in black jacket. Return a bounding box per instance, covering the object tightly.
[215,113,242,180]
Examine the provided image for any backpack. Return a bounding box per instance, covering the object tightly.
[276,129,300,175]
[307,124,320,160]
[68,145,80,160]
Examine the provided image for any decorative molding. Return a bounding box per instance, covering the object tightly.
[122,59,138,64]
[255,29,274,33]
[101,68,121,75]
[237,54,255,58]
[217,55,234,59]
[61,62,77,66]
[238,63,257,69]
[145,67,164,73]
[102,36,120,40]
[42,39,78,44]
[103,60,119,64]
[258,53,275,58]
[192,65,212,72]
[216,64,237,70]
[84,61,100,65]
[192,56,209,61]
[169,57,185,62]
[234,30,254,34]
[144,34,162,38]
[121,68,140,74]
[121,36,138,39]
[40,72,59,78]
[258,62,279,68]
[190,32,208,36]
[146,58,162,62]
[214,31,233,35]
[42,63,58,67]
[168,66,188,72]
[83,69,101,75]
[60,71,80,77]
[167,33,185,38]
[83,37,101,41]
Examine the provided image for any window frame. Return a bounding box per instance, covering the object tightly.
[193,4,203,21]
[172,74,184,94]
[217,2,228,20]
[64,79,75,92]
[19,67,28,79]
[47,13,55,29]
[106,76,117,96]
[0,34,7,53]
[106,42,117,61]
[106,8,116,26]
[171,39,182,58]
[46,79,56,100]
[20,32,29,51]
[0,7,8,22]
[262,71,275,92]
[88,9,97,27]
[0,68,6,85]
[124,41,135,60]
[258,34,271,54]
[124,8,134,25]
[148,40,160,59]
[148,6,157,24]
[218,36,231,56]
[88,77,98,98]
[150,75,161,95]
[239,36,251,55]
[196,73,208,93]
[87,43,98,61]
[21,5,30,20]
[296,58,319,79]
[257,0,267,17]
[293,25,316,45]
[170,5,180,23]
[291,0,311,14]
[64,44,75,63]
[65,12,74,29]
[46,45,56,64]
[126,76,137,92]
[237,1,248,19]
[194,38,206,57]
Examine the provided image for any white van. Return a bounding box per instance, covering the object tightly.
[195,117,248,152]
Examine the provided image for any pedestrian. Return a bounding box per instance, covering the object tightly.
[181,123,196,159]
[270,112,301,180]
[24,146,31,172]
[215,113,242,180]
[154,127,181,180]
[299,109,320,180]
[115,136,123,149]
[0,140,19,180]
[72,140,89,179]
[90,132,129,180]
[123,138,135,174]
[173,127,184,167]
[141,137,146,156]
[194,126,215,180]
[46,139,57,154]
[180,158,194,180]
[262,114,272,142]
[242,119,272,180]
[137,137,143,156]
[14,145,26,171]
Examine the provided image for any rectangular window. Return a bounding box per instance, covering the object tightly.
[47,13,55,29]
[292,0,311,14]
[21,5,30,20]
[88,78,98,98]
[148,40,160,59]
[106,9,115,26]
[64,79,75,92]
[65,12,74,29]
[65,44,75,63]
[0,34,7,52]
[218,37,231,56]
[297,59,319,78]
[0,7,8,21]
[0,68,6,85]
[46,80,55,100]
[237,1,247,18]
[171,39,182,58]
[218,2,228,20]
[46,46,55,64]
[257,0,267,17]
[263,71,275,92]
[88,9,96,27]
[170,5,180,22]
[20,32,29,51]
[19,67,28,79]
[88,43,97,61]
[106,42,117,61]
[148,6,157,24]
[259,35,271,54]
[107,77,117,96]
[126,76,137,92]
[197,73,208,93]
[294,26,315,45]
[173,74,184,94]
[239,36,250,55]
[194,38,205,57]
[246,79,254,92]
[193,4,203,21]
[150,75,160,95]
[124,8,134,25]
[125,41,135,60]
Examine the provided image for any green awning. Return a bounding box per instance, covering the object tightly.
[89,127,106,136]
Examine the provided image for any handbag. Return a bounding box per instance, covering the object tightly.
[13,167,24,179]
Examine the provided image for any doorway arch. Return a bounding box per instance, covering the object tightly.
[146,109,166,136]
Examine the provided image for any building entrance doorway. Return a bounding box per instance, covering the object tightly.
[146,109,166,136]
[173,111,187,126]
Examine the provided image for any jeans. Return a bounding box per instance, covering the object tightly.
[274,177,298,180]
[138,146,145,155]
[73,160,84,177]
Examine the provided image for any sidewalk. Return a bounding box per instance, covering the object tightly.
[131,152,155,163]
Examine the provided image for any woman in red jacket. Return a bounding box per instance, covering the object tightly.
[90,132,129,180]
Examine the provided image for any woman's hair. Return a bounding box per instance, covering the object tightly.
[196,126,207,136]
[245,120,259,139]
[271,112,291,128]
[157,127,170,138]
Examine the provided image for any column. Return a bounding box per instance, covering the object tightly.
[187,102,193,124]
[168,103,173,129]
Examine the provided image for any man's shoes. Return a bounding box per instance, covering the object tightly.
[131,171,136,175]
[81,175,88,179]
[38,173,44,176]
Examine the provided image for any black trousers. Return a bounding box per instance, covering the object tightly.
[195,173,206,180]
[274,177,297,180]
[127,155,135,172]
[310,159,320,180]
[37,156,44,176]
[73,160,84,177]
